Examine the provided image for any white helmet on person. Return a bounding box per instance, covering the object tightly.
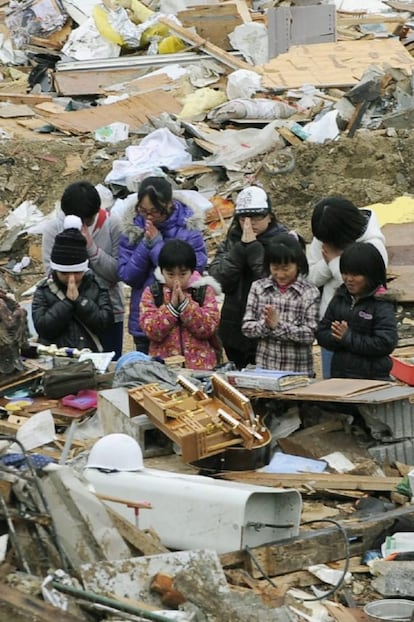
[235,186,270,216]
[86,433,144,471]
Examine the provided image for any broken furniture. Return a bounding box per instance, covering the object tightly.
[128,374,271,469]
[83,465,301,553]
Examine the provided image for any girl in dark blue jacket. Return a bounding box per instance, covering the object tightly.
[316,242,398,381]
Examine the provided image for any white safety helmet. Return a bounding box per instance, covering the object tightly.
[235,186,270,216]
[86,433,144,471]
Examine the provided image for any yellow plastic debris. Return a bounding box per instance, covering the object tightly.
[368,196,414,227]
[158,35,187,54]
[93,4,125,45]
[131,0,154,23]
[178,87,227,120]
[140,23,169,47]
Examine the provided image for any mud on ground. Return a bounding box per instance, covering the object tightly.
[0,127,412,245]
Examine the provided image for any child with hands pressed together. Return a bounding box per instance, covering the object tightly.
[139,240,221,370]
[242,233,320,376]
[32,216,114,352]
[316,242,398,381]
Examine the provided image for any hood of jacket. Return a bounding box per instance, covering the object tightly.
[153,267,222,295]
[121,199,206,246]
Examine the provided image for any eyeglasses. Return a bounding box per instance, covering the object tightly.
[137,206,163,218]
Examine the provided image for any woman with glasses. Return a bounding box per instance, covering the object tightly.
[118,176,207,353]
[209,185,289,369]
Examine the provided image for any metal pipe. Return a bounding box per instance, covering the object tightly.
[56,51,242,72]
[51,582,177,622]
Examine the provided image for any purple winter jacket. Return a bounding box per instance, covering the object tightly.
[118,199,207,339]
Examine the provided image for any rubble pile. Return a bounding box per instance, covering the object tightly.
[1,0,414,619]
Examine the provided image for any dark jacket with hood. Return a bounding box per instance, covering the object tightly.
[32,271,114,352]
[118,200,207,339]
[316,283,398,380]
[209,218,288,367]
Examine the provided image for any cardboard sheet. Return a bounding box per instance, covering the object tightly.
[283,378,391,398]
[261,38,414,89]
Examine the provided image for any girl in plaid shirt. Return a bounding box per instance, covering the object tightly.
[242,234,320,376]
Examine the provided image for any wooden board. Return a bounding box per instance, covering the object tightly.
[177,4,243,51]
[37,89,182,135]
[159,16,259,72]
[220,505,414,578]
[283,378,391,398]
[382,222,414,266]
[261,39,414,90]
[220,471,402,492]
[53,69,171,97]
[0,582,86,621]
[388,265,414,302]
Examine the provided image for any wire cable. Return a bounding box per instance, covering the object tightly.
[244,517,351,600]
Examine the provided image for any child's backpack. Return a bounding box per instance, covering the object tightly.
[150,281,223,366]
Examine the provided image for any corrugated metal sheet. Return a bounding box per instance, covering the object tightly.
[369,439,414,465]
[360,400,414,442]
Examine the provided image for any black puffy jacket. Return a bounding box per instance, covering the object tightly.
[32,272,114,352]
[209,219,287,368]
[316,284,398,380]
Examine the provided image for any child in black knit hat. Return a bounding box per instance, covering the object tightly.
[32,216,114,352]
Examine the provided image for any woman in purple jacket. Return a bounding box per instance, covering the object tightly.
[118,176,208,352]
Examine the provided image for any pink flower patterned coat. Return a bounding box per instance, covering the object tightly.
[139,273,221,369]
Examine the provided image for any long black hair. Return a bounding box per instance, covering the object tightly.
[311,196,367,249]
[340,242,386,291]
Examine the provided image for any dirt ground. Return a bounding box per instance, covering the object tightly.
[0,126,412,245]
[0,123,412,339]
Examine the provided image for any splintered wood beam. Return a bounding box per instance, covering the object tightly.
[105,506,168,556]
[220,505,414,578]
[219,471,401,492]
[0,582,86,622]
[0,93,53,104]
[158,17,262,72]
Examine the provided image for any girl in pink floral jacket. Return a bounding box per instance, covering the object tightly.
[139,240,221,369]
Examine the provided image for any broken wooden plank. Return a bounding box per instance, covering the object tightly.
[220,505,414,578]
[219,471,401,492]
[36,89,182,135]
[0,93,52,104]
[0,582,86,622]
[53,68,151,97]
[159,16,260,72]
[105,506,168,555]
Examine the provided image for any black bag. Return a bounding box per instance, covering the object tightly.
[42,359,97,399]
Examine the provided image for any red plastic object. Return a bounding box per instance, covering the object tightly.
[391,356,414,386]
[61,390,98,410]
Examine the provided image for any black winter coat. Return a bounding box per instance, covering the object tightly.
[209,219,288,368]
[316,284,398,380]
[32,272,114,352]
